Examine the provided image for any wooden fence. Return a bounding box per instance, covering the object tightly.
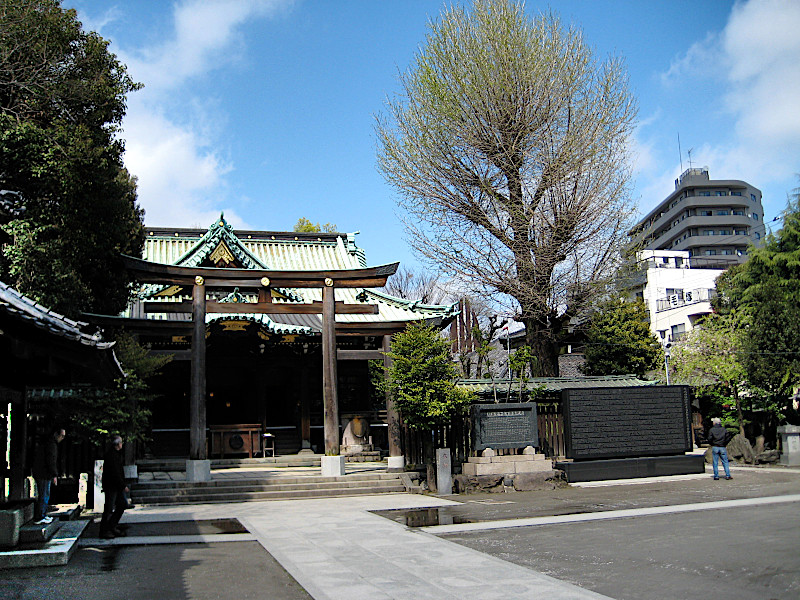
[401,401,565,465]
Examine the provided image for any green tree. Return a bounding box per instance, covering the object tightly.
[293,217,337,233]
[582,298,662,378]
[715,190,800,399]
[384,322,474,431]
[376,0,637,376]
[50,332,172,447]
[0,0,144,317]
[671,312,747,435]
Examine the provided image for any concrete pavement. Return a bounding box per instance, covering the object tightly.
[4,463,799,599]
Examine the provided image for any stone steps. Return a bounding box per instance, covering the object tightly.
[131,473,406,505]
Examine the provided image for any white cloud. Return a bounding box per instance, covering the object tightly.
[93,0,293,228]
[649,0,800,215]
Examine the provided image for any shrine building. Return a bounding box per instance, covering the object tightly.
[102,216,458,468]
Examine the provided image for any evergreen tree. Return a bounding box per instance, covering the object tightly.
[0,0,144,317]
[384,322,473,431]
[582,298,662,378]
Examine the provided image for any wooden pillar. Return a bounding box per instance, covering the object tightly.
[8,395,27,500]
[190,277,207,460]
[322,281,339,455]
[300,361,312,449]
[383,334,402,459]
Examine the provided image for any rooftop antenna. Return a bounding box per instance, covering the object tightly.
[677,133,683,172]
[687,148,694,169]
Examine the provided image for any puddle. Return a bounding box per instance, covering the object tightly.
[371,507,474,527]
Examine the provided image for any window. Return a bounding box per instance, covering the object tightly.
[700,210,713,216]
[734,229,746,235]
[715,191,726,196]
[731,191,742,196]
[752,213,759,220]
[704,249,718,255]
[676,258,683,267]
[721,249,734,255]
[699,191,711,196]
[732,210,744,215]
[750,193,756,201]
[671,323,686,337]
[666,288,684,299]
[719,229,731,235]
[716,210,730,215]
[703,230,715,236]
[755,232,761,240]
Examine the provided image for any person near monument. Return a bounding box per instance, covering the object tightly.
[707,417,733,480]
[32,427,66,524]
[99,435,130,539]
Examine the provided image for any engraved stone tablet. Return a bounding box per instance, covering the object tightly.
[562,386,692,460]
[472,402,538,451]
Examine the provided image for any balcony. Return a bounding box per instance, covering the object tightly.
[655,288,716,313]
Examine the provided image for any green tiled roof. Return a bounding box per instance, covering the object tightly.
[458,375,658,395]
[138,215,458,332]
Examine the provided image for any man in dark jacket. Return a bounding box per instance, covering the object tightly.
[99,435,129,539]
[707,418,732,480]
[32,427,65,524]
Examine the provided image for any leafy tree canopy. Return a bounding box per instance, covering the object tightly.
[376,0,637,376]
[0,0,144,317]
[293,217,337,233]
[582,298,662,378]
[714,189,800,396]
[384,322,473,430]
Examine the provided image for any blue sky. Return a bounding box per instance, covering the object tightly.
[68,0,800,270]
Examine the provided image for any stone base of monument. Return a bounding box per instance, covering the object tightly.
[555,454,705,483]
[340,444,381,462]
[462,451,550,476]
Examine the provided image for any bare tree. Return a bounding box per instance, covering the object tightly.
[383,265,449,305]
[376,0,637,375]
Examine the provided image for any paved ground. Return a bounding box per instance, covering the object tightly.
[2,464,799,599]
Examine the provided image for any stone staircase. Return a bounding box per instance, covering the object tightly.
[130,472,406,505]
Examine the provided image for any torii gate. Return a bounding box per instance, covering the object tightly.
[120,255,403,478]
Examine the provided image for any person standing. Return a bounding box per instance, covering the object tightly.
[32,427,65,524]
[99,435,129,539]
[707,417,733,480]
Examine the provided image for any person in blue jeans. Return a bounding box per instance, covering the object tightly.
[707,417,732,480]
[32,427,66,524]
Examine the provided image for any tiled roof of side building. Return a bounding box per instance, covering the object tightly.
[0,280,117,350]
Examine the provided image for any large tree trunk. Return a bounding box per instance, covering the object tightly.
[523,317,559,377]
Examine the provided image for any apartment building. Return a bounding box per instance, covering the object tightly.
[626,250,724,343]
[629,168,764,266]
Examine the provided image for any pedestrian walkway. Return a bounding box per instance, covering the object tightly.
[121,494,613,600]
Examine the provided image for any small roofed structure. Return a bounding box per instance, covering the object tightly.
[0,281,122,501]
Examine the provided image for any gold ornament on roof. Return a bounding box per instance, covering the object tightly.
[324,278,334,287]
[195,276,205,286]
[209,241,235,266]
[260,277,270,287]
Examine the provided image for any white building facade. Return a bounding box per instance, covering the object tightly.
[627,250,725,343]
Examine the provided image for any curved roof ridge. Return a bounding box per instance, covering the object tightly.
[175,214,269,270]
[358,288,459,315]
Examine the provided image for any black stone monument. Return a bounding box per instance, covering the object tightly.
[555,386,704,482]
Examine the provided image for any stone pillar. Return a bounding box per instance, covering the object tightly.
[778,425,800,466]
[383,335,404,471]
[8,396,27,501]
[322,281,339,456]
[436,448,452,495]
